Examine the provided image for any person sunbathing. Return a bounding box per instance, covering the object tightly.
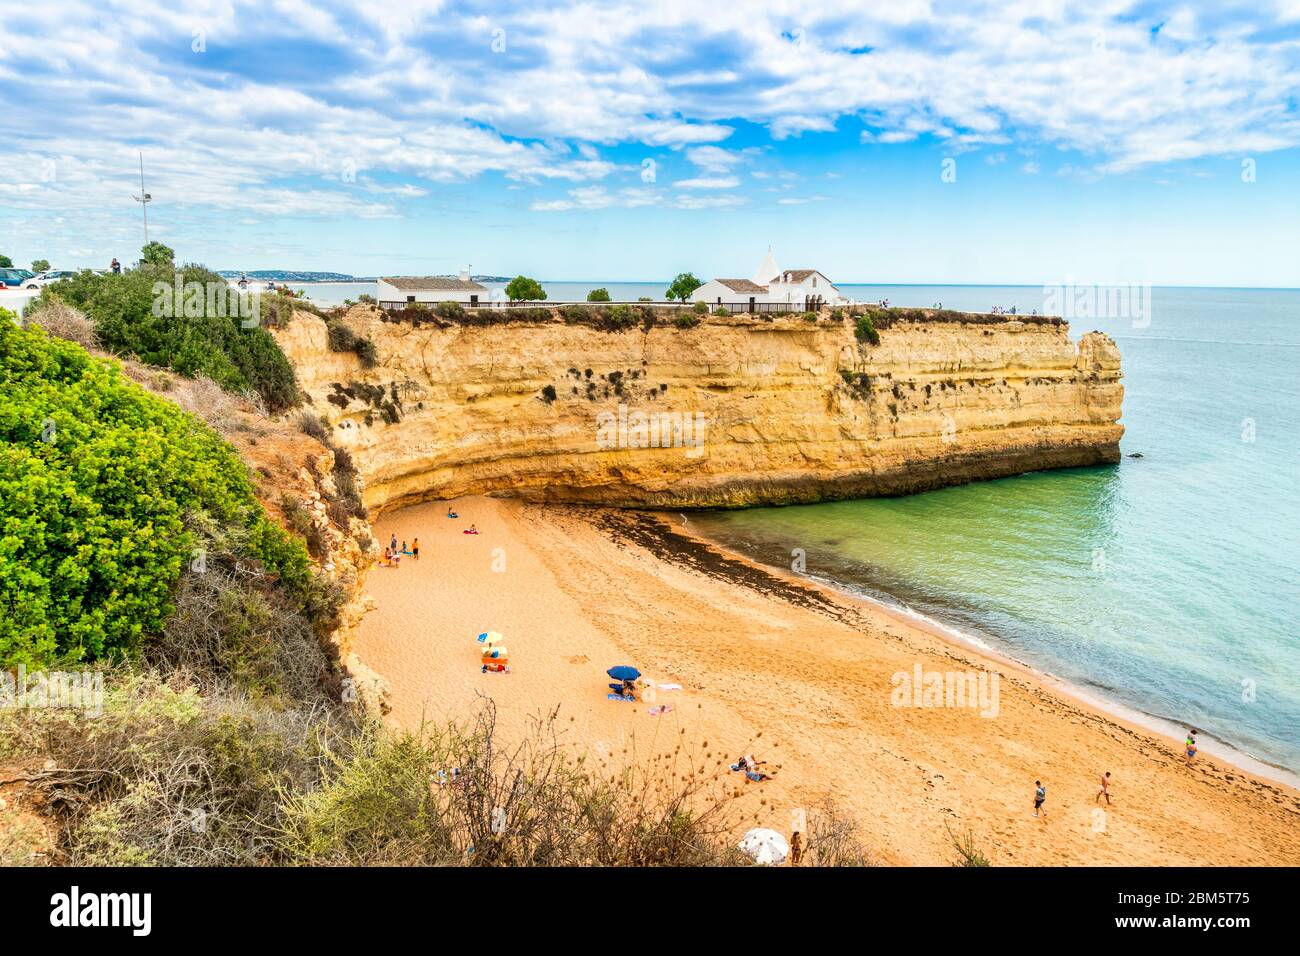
[447,507,459,518]
[463,524,479,535]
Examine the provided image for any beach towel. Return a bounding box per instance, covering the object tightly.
[657,683,682,691]
[607,694,635,702]
[648,705,674,716]
[463,529,479,535]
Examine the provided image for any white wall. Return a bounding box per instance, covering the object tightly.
[689,279,768,304]
[376,280,486,304]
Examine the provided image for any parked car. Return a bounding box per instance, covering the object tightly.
[0,268,36,288]
[23,269,79,289]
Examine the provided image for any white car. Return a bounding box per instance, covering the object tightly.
[23,269,80,289]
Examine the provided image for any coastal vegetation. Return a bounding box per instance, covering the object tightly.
[324,317,378,367]
[36,259,300,413]
[854,311,881,345]
[586,287,610,301]
[665,272,702,302]
[0,319,323,669]
[505,275,547,302]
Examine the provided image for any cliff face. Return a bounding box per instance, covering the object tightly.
[275,307,1123,514]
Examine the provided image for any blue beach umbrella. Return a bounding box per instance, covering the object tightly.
[607,666,641,681]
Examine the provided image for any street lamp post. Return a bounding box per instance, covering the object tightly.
[133,152,152,248]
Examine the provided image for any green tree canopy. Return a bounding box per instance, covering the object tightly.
[0,254,12,268]
[41,263,299,412]
[31,259,50,273]
[665,272,702,302]
[0,319,312,667]
[586,287,610,302]
[141,241,175,267]
[505,276,547,302]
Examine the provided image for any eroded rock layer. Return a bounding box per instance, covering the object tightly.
[274,307,1123,514]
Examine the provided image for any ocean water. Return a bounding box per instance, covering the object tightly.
[301,278,1300,772]
[686,285,1300,775]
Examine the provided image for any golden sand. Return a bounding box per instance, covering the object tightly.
[353,496,1300,866]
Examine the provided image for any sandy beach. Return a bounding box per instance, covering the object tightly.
[352,496,1300,866]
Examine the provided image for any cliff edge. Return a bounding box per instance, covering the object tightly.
[274,306,1123,513]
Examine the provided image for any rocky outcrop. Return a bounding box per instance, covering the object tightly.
[274,307,1123,514]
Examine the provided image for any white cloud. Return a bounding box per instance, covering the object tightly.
[3,0,1300,233]
[674,176,741,189]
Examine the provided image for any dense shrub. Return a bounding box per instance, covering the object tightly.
[692,301,708,315]
[605,304,635,330]
[586,287,610,302]
[855,313,881,345]
[42,265,300,412]
[0,322,317,668]
[325,319,378,368]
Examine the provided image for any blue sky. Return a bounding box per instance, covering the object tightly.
[1,0,1299,285]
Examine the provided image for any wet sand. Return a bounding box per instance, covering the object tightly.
[352,496,1300,866]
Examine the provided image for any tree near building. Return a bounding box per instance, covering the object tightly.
[505,276,547,302]
[141,241,175,267]
[665,272,702,302]
[0,254,12,268]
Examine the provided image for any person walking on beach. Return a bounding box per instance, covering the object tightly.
[1185,730,1198,764]
[389,533,398,552]
[412,537,419,559]
[1033,780,1047,818]
[1096,771,1113,806]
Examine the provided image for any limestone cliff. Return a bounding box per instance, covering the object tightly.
[274,306,1123,514]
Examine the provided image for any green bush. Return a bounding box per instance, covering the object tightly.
[0,321,316,668]
[607,304,635,329]
[855,313,881,345]
[692,301,708,315]
[505,276,546,302]
[674,314,700,329]
[43,264,300,412]
[325,319,377,367]
[435,301,465,320]
[586,288,611,302]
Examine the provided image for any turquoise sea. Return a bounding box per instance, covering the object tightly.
[301,281,1300,774]
[691,285,1300,777]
